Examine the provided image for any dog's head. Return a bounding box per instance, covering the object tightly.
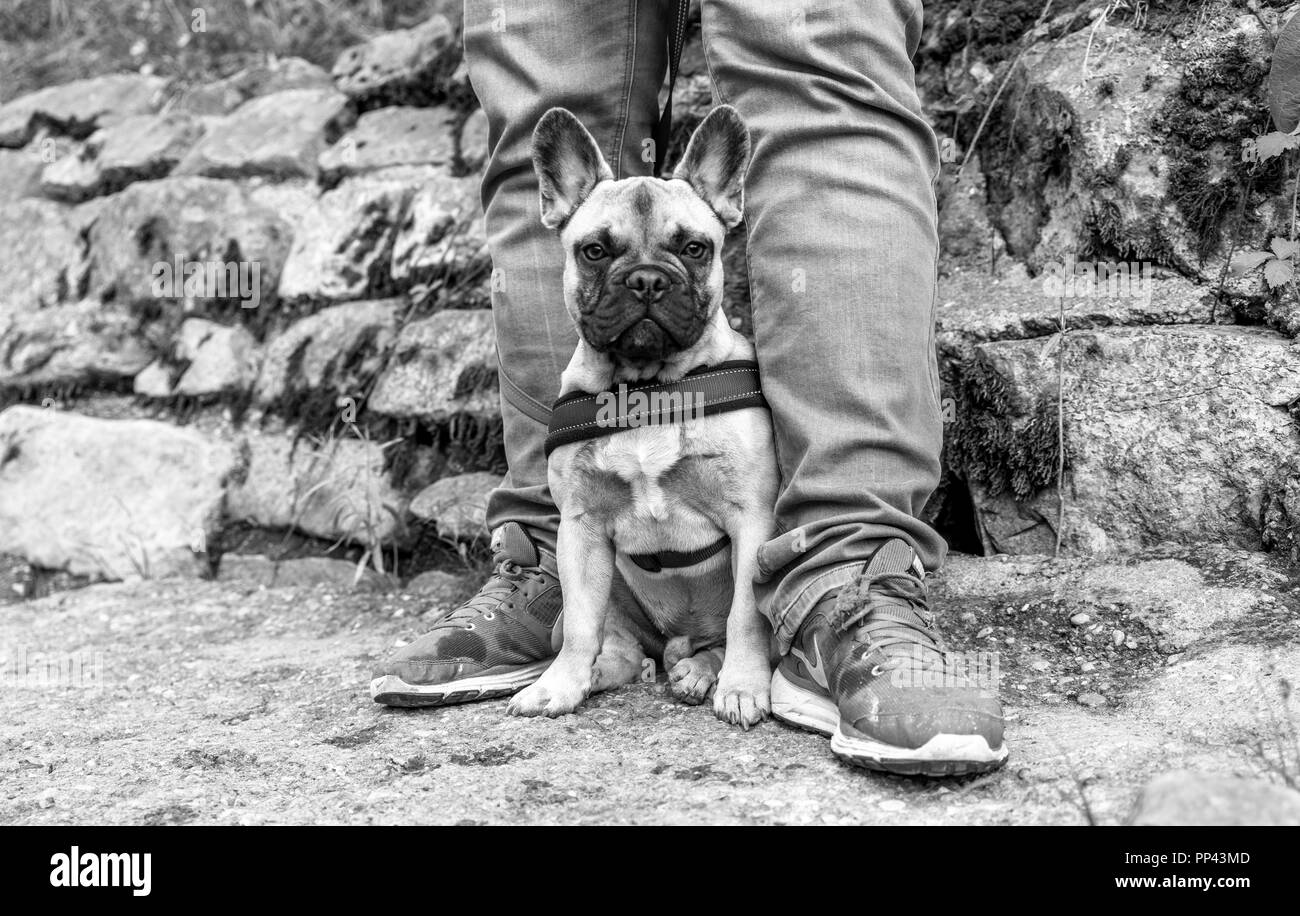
[531,105,750,365]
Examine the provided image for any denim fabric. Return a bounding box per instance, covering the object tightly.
[464,0,946,652]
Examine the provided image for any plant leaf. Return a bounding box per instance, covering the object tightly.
[1255,131,1300,161]
[1270,12,1300,131]
[1272,237,1300,260]
[1230,249,1274,277]
[1264,257,1295,288]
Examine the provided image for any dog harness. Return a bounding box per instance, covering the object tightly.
[544,359,768,573]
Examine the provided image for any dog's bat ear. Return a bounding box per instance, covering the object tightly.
[673,105,750,230]
[532,108,614,231]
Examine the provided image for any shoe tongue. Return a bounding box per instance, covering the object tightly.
[865,538,916,579]
[493,521,539,567]
[832,539,932,638]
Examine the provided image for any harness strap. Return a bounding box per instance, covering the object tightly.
[544,360,767,456]
[627,533,730,573]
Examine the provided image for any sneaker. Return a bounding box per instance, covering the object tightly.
[370,522,562,707]
[771,539,1007,777]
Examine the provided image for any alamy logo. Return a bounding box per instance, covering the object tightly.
[49,847,151,896]
[594,384,705,428]
[888,649,1000,689]
[1040,256,1154,301]
[151,255,262,309]
[2,648,103,689]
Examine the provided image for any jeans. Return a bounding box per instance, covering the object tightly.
[464,0,946,652]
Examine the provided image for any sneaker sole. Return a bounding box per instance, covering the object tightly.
[831,726,1009,778]
[770,668,838,736]
[773,670,1010,777]
[370,660,551,708]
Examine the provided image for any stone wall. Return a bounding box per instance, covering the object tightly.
[2,1,1300,583]
[0,11,501,581]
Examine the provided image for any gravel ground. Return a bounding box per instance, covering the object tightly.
[2,548,1299,825]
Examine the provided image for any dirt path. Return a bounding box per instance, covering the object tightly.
[3,549,1298,825]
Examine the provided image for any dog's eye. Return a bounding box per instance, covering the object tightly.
[682,241,708,259]
[581,243,607,262]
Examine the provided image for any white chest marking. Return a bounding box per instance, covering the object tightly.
[594,430,683,521]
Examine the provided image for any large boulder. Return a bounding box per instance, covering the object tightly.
[133,318,260,399]
[935,269,1224,343]
[0,406,239,580]
[0,302,151,394]
[390,170,487,287]
[979,15,1284,294]
[176,88,354,181]
[254,298,402,411]
[368,309,497,423]
[409,471,501,542]
[227,430,408,547]
[0,74,168,148]
[936,155,1010,277]
[331,14,460,109]
[41,112,204,202]
[0,199,87,315]
[247,181,320,229]
[318,106,457,183]
[277,168,430,304]
[83,177,294,316]
[1128,771,1300,826]
[456,107,489,173]
[175,58,333,116]
[946,324,1300,555]
[1263,462,1300,566]
[0,148,42,203]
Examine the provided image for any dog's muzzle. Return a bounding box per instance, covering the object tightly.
[582,265,707,361]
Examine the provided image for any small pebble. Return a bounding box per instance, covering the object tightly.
[976,626,993,639]
[1077,692,1107,708]
[1070,613,1090,626]
[1030,659,1050,672]
[1124,639,1138,650]
[878,799,906,812]
[1080,661,1096,673]
[1112,630,1125,647]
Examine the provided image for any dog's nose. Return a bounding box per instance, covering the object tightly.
[624,266,670,300]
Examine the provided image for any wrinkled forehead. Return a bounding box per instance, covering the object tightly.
[563,176,721,244]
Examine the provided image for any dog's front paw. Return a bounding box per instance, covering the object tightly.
[668,655,718,706]
[507,672,589,718]
[713,665,772,730]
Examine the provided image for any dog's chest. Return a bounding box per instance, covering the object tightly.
[569,426,734,641]
[580,428,699,516]
[567,424,733,542]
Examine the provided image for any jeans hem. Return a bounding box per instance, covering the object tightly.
[768,561,863,655]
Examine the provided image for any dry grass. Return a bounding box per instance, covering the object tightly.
[0,0,437,103]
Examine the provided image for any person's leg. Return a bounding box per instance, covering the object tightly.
[699,0,945,643]
[699,0,1005,774]
[371,0,669,707]
[472,0,670,555]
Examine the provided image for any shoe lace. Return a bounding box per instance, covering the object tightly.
[834,572,950,672]
[428,558,530,630]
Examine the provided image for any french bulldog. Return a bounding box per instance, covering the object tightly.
[506,105,779,728]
